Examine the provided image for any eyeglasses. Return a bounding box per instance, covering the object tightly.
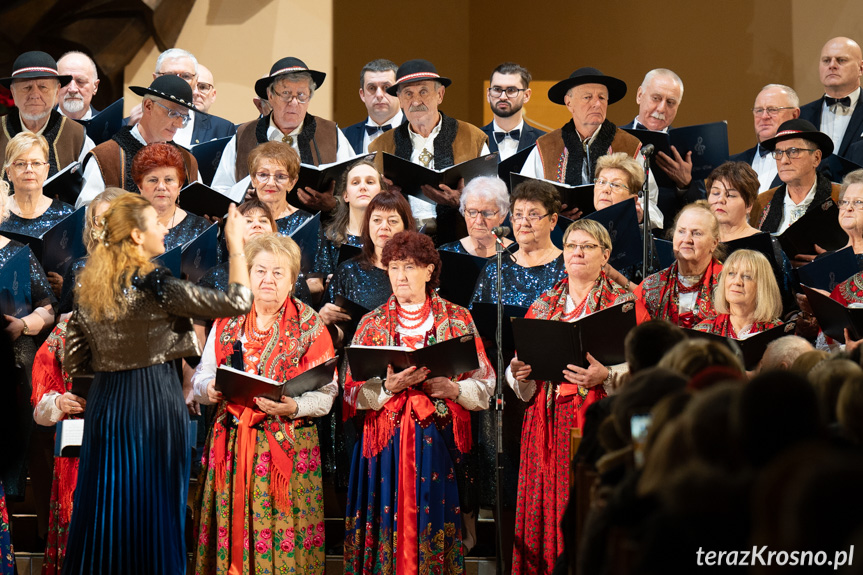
[152,100,191,126]
[10,160,47,170]
[196,82,214,94]
[465,209,500,219]
[488,86,526,98]
[272,91,310,104]
[253,172,292,184]
[839,199,863,210]
[595,178,630,192]
[751,106,796,117]
[155,71,197,84]
[564,242,601,253]
[771,147,816,160]
[512,212,551,223]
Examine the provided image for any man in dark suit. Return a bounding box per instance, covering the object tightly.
[480,62,544,162]
[190,63,236,144]
[342,59,404,154]
[729,84,800,193]
[799,37,863,158]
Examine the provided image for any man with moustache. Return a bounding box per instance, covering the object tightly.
[480,62,544,161]
[0,51,94,176]
[368,59,488,242]
[76,75,200,205]
[342,59,404,154]
[729,84,800,192]
[57,51,100,120]
[800,37,863,158]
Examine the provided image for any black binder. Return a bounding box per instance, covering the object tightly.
[655,238,675,269]
[802,285,863,344]
[294,154,376,193]
[215,357,338,408]
[510,301,636,381]
[337,243,362,266]
[0,246,32,316]
[498,145,535,186]
[777,199,847,258]
[191,136,233,186]
[153,243,182,278]
[584,198,643,270]
[178,182,235,219]
[180,223,219,284]
[2,206,87,275]
[796,247,859,293]
[382,152,499,203]
[437,249,490,308]
[333,294,371,334]
[42,162,84,206]
[80,97,124,145]
[346,335,479,381]
[509,173,595,216]
[289,212,321,274]
[684,322,796,370]
[469,302,530,352]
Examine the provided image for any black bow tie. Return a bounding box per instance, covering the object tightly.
[494,129,520,143]
[757,144,770,158]
[826,95,852,108]
[366,124,393,136]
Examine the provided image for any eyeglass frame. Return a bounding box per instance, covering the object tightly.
[488,86,527,98]
[595,178,630,193]
[10,160,48,171]
[563,242,602,253]
[196,82,214,94]
[751,106,796,117]
[511,212,551,224]
[838,198,863,210]
[464,208,501,219]
[770,147,817,160]
[154,71,197,85]
[271,90,311,104]
[253,171,292,185]
[151,100,192,126]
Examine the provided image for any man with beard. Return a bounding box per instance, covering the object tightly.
[480,62,544,161]
[57,51,100,120]
[368,59,488,243]
[342,59,404,154]
[0,51,94,176]
[520,67,663,228]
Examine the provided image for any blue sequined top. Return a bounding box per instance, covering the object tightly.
[438,240,472,255]
[197,262,314,307]
[276,210,313,236]
[0,240,57,312]
[313,233,362,276]
[0,198,73,237]
[470,254,567,308]
[165,213,211,251]
[324,256,392,312]
[59,255,88,314]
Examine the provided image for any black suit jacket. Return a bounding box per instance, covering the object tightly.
[800,88,863,157]
[618,119,650,131]
[729,145,783,189]
[480,120,544,157]
[190,112,237,146]
[343,115,408,155]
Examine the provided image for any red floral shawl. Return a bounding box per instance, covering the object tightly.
[635,258,723,327]
[524,273,633,465]
[691,314,782,338]
[832,272,863,306]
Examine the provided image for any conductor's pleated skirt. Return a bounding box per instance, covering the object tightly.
[62,362,190,575]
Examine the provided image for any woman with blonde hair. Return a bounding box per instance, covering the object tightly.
[692,249,783,338]
[62,194,253,574]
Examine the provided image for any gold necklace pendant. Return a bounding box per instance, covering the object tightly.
[418,148,433,167]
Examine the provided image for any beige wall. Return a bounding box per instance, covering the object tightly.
[123,0,334,124]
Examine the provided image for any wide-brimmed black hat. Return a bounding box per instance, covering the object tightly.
[547,67,627,105]
[386,59,451,96]
[129,75,198,112]
[255,57,326,100]
[760,118,834,157]
[0,51,71,88]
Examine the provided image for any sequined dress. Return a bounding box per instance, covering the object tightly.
[468,254,567,509]
[165,212,212,251]
[0,197,74,237]
[61,268,253,574]
[438,239,472,254]
[276,209,313,236]
[312,232,362,276]
[0,240,57,498]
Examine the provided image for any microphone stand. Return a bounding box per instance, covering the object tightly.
[640,148,654,280]
[493,230,507,575]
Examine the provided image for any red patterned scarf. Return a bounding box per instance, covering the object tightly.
[692,313,782,338]
[637,258,723,328]
[832,272,863,306]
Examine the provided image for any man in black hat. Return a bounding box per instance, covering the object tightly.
[520,67,657,224]
[211,56,353,204]
[369,58,488,240]
[76,75,200,206]
[0,50,94,177]
[750,119,839,240]
[481,62,545,162]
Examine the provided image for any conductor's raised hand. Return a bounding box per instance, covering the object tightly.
[384,364,429,394]
[510,355,532,382]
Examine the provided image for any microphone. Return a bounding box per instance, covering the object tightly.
[492,226,511,237]
[641,144,656,157]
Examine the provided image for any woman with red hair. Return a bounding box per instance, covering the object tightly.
[132,142,209,250]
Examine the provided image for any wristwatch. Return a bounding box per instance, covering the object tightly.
[21,321,31,336]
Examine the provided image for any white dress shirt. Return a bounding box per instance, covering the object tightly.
[361,109,404,154]
[492,118,525,161]
[211,115,355,192]
[775,180,817,234]
[820,87,861,151]
[750,144,779,193]
[57,106,95,121]
[77,124,147,208]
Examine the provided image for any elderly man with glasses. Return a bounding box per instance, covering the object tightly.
[76,75,201,206]
[750,118,840,238]
[0,50,95,176]
[211,56,353,211]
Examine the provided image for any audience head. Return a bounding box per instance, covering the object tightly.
[810,358,863,425]
[624,320,687,374]
[658,338,744,381]
[761,335,815,371]
[611,367,687,443]
[837,374,863,444]
[790,348,829,376]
